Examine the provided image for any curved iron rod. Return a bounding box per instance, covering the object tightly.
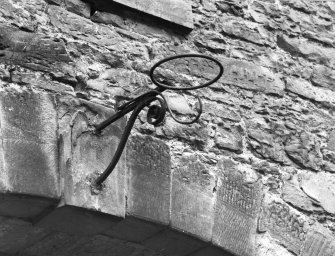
[95,90,162,133]
[150,54,224,90]
[93,95,159,187]
[93,54,223,187]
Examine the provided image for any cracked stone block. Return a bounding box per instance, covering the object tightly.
[36,205,121,236]
[0,89,60,218]
[127,135,171,225]
[212,159,262,256]
[57,95,127,218]
[258,195,309,255]
[143,229,205,256]
[102,216,164,243]
[171,155,215,241]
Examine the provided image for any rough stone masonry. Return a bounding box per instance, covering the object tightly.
[0,0,334,256]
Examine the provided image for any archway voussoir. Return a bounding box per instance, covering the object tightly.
[170,155,216,242]
[142,229,207,256]
[189,246,235,256]
[0,89,61,219]
[36,205,122,236]
[126,135,171,225]
[0,193,58,220]
[102,216,165,243]
[57,95,127,218]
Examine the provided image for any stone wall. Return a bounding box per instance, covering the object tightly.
[0,0,334,256]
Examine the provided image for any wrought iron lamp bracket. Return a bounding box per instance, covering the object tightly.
[93,54,223,188]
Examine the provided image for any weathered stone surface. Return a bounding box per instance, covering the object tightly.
[282,179,323,212]
[0,0,48,31]
[0,0,334,254]
[0,25,75,82]
[65,0,91,18]
[165,93,193,115]
[143,230,205,256]
[212,158,261,256]
[0,89,59,199]
[255,233,297,256]
[300,225,335,256]
[37,205,120,235]
[284,131,323,171]
[286,77,335,106]
[250,1,335,46]
[300,172,335,214]
[127,135,171,224]
[277,35,335,67]
[215,126,243,153]
[102,217,164,242]
[247,118,291,165]
[327,131,335,152]
[219,14,274,47]
[91,11,126,28]
[48,6,122,46]
[159,119,208,150]
[171,155,215,241]
[45,0,64,5]
[11,70,74,92]
[194,30,227,54]
[48,5,148,59]
[203,102,241,123]
[57,95,126,217]
[311,65,335,91]
[219,58,285,95]
[258,196,308,255]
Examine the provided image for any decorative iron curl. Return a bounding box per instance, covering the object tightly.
[93,54,223,188]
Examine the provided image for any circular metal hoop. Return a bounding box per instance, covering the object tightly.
[149,54,224,91]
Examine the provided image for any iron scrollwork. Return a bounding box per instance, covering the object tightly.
[93,54,223,187]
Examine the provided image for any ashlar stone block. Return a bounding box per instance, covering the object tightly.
[258,195,309,255]
[37,205,121,236]
[143,229,205,256]
[57,95,127,218]
[127,135,171,225]
[213,159,262,256]
[102,216,164,243]
[0,89,60,218]
[171,155,216,241]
